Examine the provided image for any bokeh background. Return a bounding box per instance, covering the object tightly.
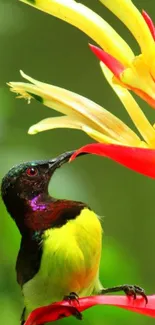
[0,0,155,324]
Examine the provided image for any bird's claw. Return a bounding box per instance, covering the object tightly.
[100,283,148,305]
[64,292,80,305]
[63,292,82,320]
[72,308,83,320]
[123,284,148,304]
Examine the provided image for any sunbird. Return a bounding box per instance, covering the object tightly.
[1,150,147,324]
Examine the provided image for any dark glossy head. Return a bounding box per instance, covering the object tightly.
[1,151,75,224]
[2,151,74,201]
[1,151,75,202]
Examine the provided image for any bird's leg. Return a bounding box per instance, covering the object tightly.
[100,284,148,304]
[64,292,82,320]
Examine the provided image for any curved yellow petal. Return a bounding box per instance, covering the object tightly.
[82,126,148,149]
[28,116,84,134]
[99,0,155,63]
[100,62,155,147]
[8,71,140,145]
[82,126,121,145]
[19,0,134,65]
[8,79,96,126]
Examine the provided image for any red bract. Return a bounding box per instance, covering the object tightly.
[142,11,155,41]
[25,295,155,325]
[89,44,125,78]
[70,143,155,178]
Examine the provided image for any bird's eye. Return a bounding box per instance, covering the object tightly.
[26,167,38,177]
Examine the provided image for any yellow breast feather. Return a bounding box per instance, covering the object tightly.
[23,207,103,315]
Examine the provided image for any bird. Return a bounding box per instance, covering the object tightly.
[1,150,147,324]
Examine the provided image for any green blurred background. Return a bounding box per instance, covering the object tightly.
[0,0,155,324]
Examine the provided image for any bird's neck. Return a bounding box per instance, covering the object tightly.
[5,192,87,234]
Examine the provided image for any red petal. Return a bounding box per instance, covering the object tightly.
[25,304,78,325]
[89,44,155,109]
[25,295,155,325]
[142,10,155,41]
[89,44,125,78]
[70,143,155,178]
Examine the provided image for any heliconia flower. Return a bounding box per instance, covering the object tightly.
[9,67,155,177]
[19,0,155,108]
[25,295,155,325]
[8,69,155,178]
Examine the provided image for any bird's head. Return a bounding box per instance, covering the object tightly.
[2,151,74,201]
[1,151,79,232]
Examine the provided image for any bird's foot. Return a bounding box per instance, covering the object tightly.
[64,292,79,304]
[100,284,148,304]
[64,292,82,320]
[122,284,148,303]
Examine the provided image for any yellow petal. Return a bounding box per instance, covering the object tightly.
[99,0,155,63]
[8,71,140,145]
[8,79,94,125]
[82,126,121,145]
[100,61,155,147]
[120,55,155,100]
[19,0,134,65]
[83,126,149,149]
[28,116,84,134]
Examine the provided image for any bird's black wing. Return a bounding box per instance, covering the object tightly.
[16,233,42,287]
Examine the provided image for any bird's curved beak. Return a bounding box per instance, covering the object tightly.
[48,150,87,174]
[48,150,75,171]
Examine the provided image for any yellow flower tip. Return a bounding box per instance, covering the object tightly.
[8,82,32,101]
[28,125,39,135]
[20,69,25,76]
[20,70,28,80]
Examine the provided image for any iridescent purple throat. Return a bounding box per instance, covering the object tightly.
[30,196,47,212]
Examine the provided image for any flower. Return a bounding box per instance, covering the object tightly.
[25,295,155,325]
[19,0,155,108]
[9,1,155,178]
[10,70,145,145]
[8,68,155,178]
